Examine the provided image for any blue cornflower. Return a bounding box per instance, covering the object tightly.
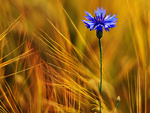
[82,7,118,38]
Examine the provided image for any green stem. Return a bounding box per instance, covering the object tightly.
[99,39,102,113]
[114,96,120,113]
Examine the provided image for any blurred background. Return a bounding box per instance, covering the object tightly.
[0,0,149,112]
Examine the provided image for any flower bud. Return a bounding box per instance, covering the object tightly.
[96,30,103,39]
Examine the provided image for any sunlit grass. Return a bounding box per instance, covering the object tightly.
[0,0,149,113]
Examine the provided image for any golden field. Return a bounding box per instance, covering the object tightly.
[0,0,149,113]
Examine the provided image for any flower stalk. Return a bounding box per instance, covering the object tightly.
[99,38,102,113]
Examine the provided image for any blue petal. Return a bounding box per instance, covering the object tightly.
[82,20,96,30]
[104,14,117,23]
[95,7,102,19]
[94,24,103,32]
[103,13,118,32]
[97,7,101,14]
[100,7,103,12]
[105,28,109,31]
[95,7,106,20]
[104,21,117,31]
[105,13,111,19]
[84,11,95,21]
[102,10,106,18]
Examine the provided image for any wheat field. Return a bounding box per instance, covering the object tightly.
[0,0,149,113]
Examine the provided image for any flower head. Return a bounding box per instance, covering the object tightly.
[82,7,118,38]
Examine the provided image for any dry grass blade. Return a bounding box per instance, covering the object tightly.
[0,15,24,41]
